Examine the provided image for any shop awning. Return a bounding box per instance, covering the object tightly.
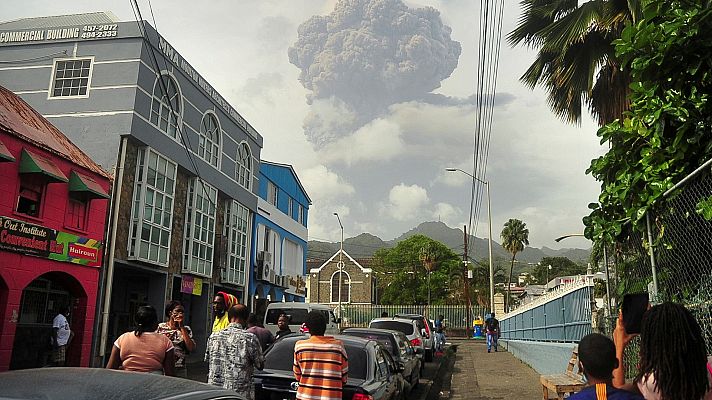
[19,148,68,182]
[0,138,14,162]
[68,171,110,199]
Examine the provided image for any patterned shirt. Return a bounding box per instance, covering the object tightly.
[293,336,349,400]
[205,322,264,400]
[157,322,194,368]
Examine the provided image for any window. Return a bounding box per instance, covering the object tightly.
[183,178,217,276]
[330,271,350,303]
[283,239,304,284]
[16,176,45,217]
[128,148,177,266]
[149,74,182,139]
[199,113,220,167]
[236,142,252,189]
[287,197,293,218]
[267,181,277,206]
[65,197,87,231]
[223,199,251,285]
[50,58,92,97]
[298,204,304,224]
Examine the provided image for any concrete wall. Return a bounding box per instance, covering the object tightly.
[500,339,576,375]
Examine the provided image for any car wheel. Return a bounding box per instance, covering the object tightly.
[424,348,433,362]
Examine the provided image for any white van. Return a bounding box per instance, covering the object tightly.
[263,302,340,336]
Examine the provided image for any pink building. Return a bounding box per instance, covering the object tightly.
[0,85,110,370]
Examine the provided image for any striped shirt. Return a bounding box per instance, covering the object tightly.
[293,336,349,400]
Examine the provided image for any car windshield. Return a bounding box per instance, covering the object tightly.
[265,339,367,380]
[265,308,309,325]
[370,321,414,335]
[344,332,395,356]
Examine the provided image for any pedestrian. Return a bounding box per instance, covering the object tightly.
[613,303,712,400]
[569,333,643,399]
[106,305,175,376]
[293,311,348,400]
[51,302,73,367]
[206,304,264,400]
[485,313,499,353]
[212,291,237,333]
[381,311,389,317]
[157,300,196,378]
[246,312,274,351]
[434,314,446,353]
[274,314,292,339]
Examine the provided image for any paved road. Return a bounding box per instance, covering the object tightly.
[447,339,542,400]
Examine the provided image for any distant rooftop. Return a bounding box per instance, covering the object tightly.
[0,12,118,30]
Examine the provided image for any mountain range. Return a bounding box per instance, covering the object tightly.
[307,221,591,267]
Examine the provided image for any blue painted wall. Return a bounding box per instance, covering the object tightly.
[501,340,577,375]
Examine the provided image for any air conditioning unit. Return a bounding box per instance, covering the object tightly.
[260,261,272,282]
[257,251,273,266]
[278,275,288,287]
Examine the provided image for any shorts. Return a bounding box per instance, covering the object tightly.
[53,345,67,365]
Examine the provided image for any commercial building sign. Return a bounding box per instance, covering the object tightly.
[0,215,102,267]
[0,24,119,44]
[180,275,203,296]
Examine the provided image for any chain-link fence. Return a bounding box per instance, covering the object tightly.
[604,161,712,377]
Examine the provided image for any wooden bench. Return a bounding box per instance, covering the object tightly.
[540,346,586,399]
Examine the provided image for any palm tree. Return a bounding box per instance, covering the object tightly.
[507,0,643,125]
[500,219,530,312]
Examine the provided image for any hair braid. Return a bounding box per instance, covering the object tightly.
[635,303,708,400]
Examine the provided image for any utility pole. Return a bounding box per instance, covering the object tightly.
[463,225,471,338]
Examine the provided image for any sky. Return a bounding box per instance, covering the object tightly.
[1,0,605,250]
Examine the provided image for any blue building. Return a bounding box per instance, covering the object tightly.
[251,161,310,309]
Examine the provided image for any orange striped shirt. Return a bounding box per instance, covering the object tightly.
[293,336,349,400]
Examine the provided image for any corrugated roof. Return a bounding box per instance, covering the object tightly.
[0,85,111,179]
[0,12,118,30]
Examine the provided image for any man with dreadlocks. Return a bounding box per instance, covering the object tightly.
[613,302,712,400]
[212,292,238,333]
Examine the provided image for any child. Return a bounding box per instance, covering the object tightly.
[570,333,643,400]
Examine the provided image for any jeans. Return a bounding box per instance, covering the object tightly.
[486,333,498,352]
[436,332,446,351]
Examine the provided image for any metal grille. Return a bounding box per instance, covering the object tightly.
[339,304,486,330]
[18,278,71,325]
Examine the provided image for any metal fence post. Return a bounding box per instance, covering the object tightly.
[646,212,660,296]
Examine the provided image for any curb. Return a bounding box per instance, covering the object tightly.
[422,345,457,400]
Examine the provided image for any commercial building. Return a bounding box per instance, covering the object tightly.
[0,12,262,361]
[251,161,310,315]
[0,85,111,370]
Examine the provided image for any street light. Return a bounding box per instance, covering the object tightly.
[446,168,495,313]
[333,212,344,329]
[554,233,612,316]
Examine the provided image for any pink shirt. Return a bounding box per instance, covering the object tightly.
[114,331,174,373]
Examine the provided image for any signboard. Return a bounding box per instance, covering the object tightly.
[0,215,102,267]
[0,24,119,44]
[180,275,203,296]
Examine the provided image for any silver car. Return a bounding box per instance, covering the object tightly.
[369,317,427,360]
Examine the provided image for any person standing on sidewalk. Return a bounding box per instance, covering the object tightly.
[206,304,264,400]
[212,292,237,333]
[51,303,73,366]
[274,314,292,339]
[293,311,348,400]
[485,313,499,353]
[246,313,274,351]
[434,315,446,353]
[158,300,196,378]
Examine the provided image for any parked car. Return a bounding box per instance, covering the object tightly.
[368,317,427,361]
[264,302,339,336]
[394,313,435,361]
[342,327,421,392]
[254,334,405,400]
[0,367,242,399]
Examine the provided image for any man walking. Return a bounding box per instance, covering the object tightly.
[485,313,499,353]
[206,304,264,399]
[293,311,348,400]
[212,292,237,333]
[246,313,274,351]
[51,303,73,366]
[434,314,446,353]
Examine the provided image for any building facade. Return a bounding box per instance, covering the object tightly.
[308,250,375,305]
[0,13,263,360]
[251,162,310,314]
[0,86,111,371]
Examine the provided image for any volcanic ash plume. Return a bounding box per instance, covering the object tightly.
[288,0,461,147]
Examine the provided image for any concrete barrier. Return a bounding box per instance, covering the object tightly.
[500,339,576,375]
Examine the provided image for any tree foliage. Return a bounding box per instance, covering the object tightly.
[584,0,712,241]
[507,0,643,125]
[500,219,529,311]
[373,235,461,305]
[532,256,588,284]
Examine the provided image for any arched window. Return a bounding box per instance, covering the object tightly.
[199,112,220,167]
[236,142,252,189]
[330,271,350,303]
[149,74,181,139]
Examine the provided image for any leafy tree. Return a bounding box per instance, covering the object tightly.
[373,235,461,305]
[584,0,712,242]
[500,219,530,311]
[507,0,643,125]
[532,256,588,284]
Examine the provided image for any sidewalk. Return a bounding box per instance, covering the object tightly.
[448,339,542,400]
